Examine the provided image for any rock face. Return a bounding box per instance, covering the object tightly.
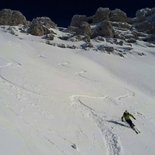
[143,35,155,43]
[68,21,92,40]
[93,7,110,23]
[28,17,56,36]
[70,22,91,35]
[79,22,92,36]
[31,17,56,29]
[92,20,114,38]
[28,23,50,36]
[70,15,87,27]
[93,8,127,23]
[43,33,55,40]
[67,7,155,43]
[136,8,152,22]
[69,8,128,40]
[135,21,153,33]
[112,22,132,30]
[109,9,127,22]
[135,8,155,34]
[1,7,155,44]
[0,9,27,26]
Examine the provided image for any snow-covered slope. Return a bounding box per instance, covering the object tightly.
[0,26,155,155]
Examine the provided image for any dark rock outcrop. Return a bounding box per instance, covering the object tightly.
[136,8,152,22]
[92,20,114,38]
[31,17,56,29]
[68,22,92,41]
[28,17,56,36]
[79,22,92,36]
[0,9,27,26]
[112,22,132,30]
[70,15,87,27]
[69,8,128,40]
[143,34,155,43]
[1,7,155,45]
[93,7,110,23]
[110,9,127,22]
[43,33,55,40]
[135,8,155,34]
[135,21,153,33]
[28,23,50,36]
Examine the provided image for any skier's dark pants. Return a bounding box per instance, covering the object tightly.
[126,119,135,128]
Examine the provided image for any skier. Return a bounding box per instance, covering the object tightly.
[121,110,136,129]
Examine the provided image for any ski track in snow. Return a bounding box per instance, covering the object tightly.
[0,59,134,155]
[116,89,135,101]
[58,61,70,68]
[0,73,41,96]
[0,62,12,68]
[92,111,123,155]
[70,95,123,155]
[75,70,87,78]
[74,70,99,82]
[0,59,41,96]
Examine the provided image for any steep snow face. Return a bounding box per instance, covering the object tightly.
[0,27,155,155]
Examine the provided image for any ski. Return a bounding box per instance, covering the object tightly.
[132,127,140,134]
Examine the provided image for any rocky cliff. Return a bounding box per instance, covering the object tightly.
[0,7,155,44]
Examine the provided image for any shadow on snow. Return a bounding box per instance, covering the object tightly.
[107,120,130,128]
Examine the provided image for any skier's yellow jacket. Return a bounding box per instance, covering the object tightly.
[121,111,135,121]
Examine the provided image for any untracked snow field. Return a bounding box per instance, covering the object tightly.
[0,28,155,155]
